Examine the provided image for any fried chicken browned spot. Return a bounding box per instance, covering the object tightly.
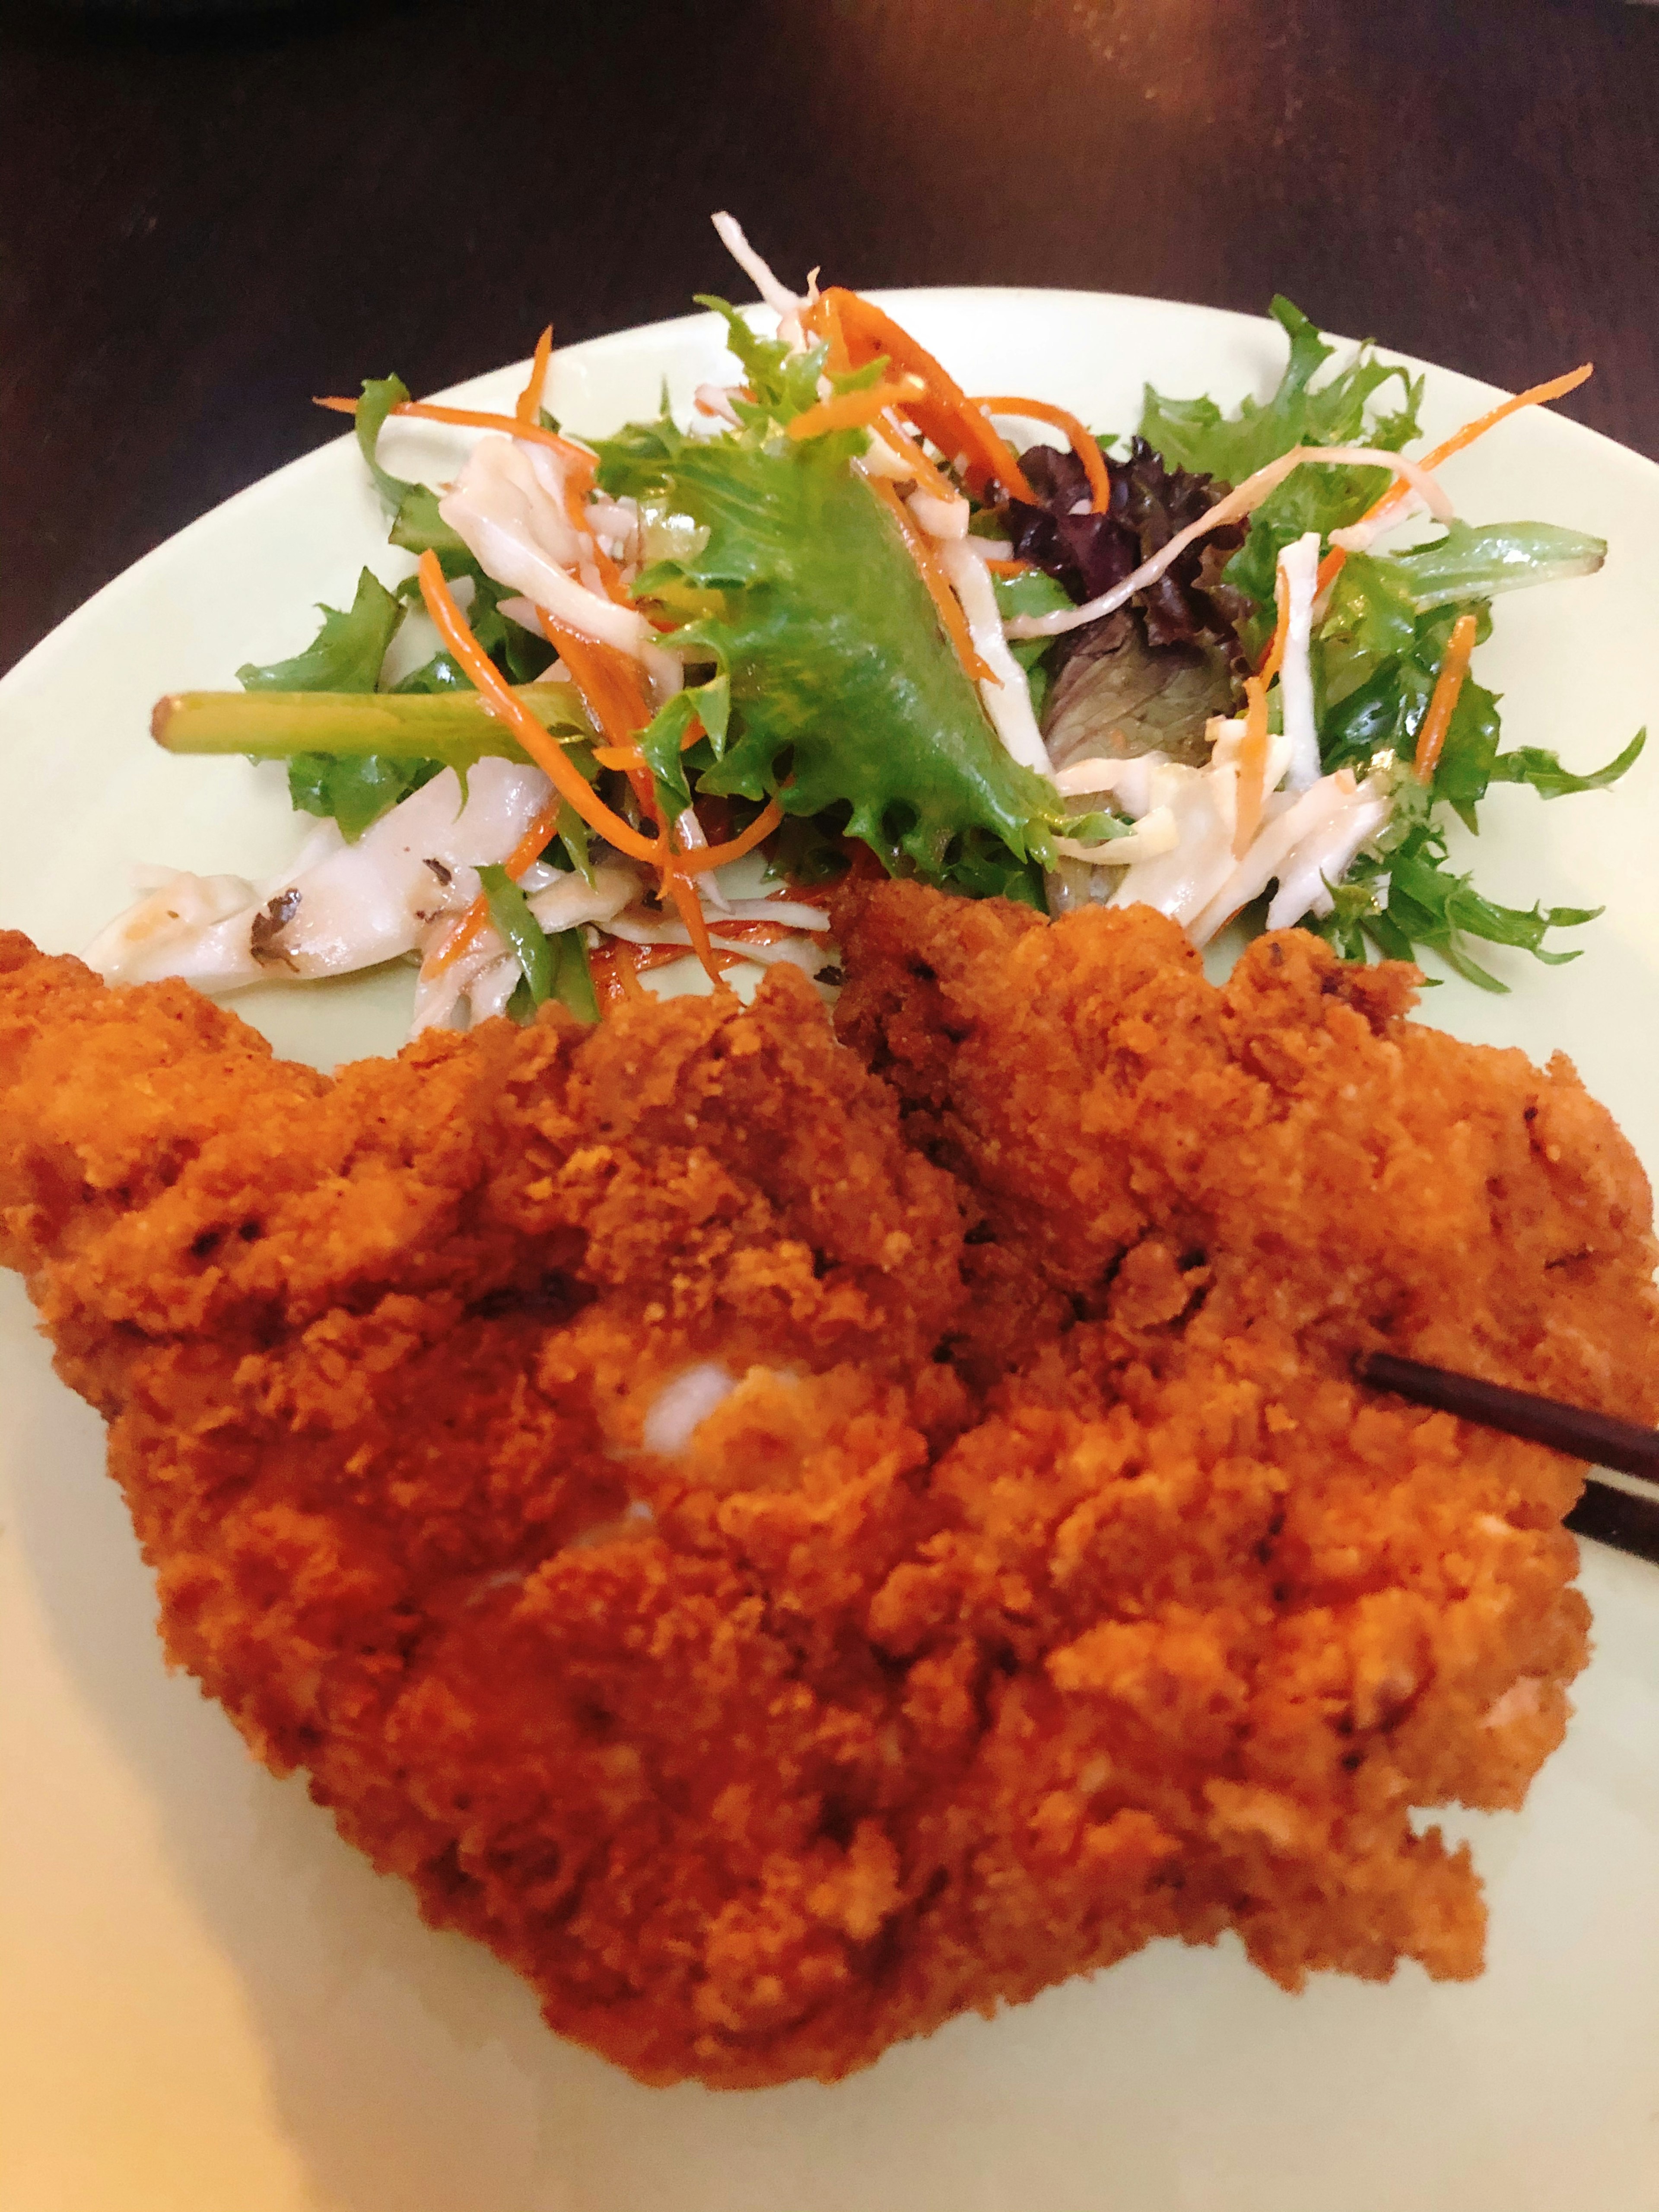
[0,893,1654,2089]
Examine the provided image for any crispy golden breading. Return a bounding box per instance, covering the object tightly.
[0,893,1653,2088]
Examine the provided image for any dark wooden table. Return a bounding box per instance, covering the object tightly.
[2,0,1655,677]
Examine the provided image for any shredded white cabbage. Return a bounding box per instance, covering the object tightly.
[91,760,559,995]
[711,212,808,350]
[1189,772,1362,945]
[84,868,261,989]
[1104,764,1237,928]
[1263,789,1391,930]
[936,537,1053,778]
[1276,530,1324,792]
[440,439,658,661]
[908,490,971,540]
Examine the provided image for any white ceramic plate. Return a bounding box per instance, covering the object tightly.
[2,293,1657,2212]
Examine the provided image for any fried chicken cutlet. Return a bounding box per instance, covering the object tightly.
[0,891,1653,2088]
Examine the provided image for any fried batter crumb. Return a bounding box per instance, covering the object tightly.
[0,887,1652,2088]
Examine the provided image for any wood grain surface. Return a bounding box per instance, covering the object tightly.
[1,0,1655,674]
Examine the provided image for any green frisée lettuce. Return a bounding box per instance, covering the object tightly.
[1314,761,1605,991]
[1137,306,1640,987]
[598,309,1067,896]
[236,567,437,839]
[238,567,404,694]
[1139,296,1424,486]
[1307,564,1640,984]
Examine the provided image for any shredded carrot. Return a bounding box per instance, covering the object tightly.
[590,939,650,1007]
[806,292,853,377]
[788,376,927,442]
[808,289,1034,502]
[868,475,997,684]
[701,918,796,946]
[983,557,1036,577]
[592,712,711,769]
[1255,565,1293,684]
[1413,613,1479,784]
[546,449,633,606]
[537,616,749,979]
[675,798,785,874]
[416,553,662,863]
[591,743,649,773]
[660,867,721,971]
[500,800,565,890]
[515,326,553,426]
[611,942,648,1000]
[315,394,595,469]
[1420,362,1592,475]
[1314,544,1348,602]
[974,396,1111,513]
[1232,676,1271,859]
[423,910,483,981]
[1313,363,1595,607]
[866,413,959,503]
[543,621,658,809]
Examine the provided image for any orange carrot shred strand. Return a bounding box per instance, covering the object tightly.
[868,476,997,685]
[542,621,659,817]
[675,798,785,874]
[801,294,852,376]
[973,395,1111,512]
[416,553,662,864]
[787,377,927,442]
[426,909,484,978]
[515,327,553,426]
[550,451,633,607]
[591,940,651,1008]
[1413,613,1479,785]
[1315,545,1348,601]
[1255,566,1293,684]
[817,289,1034,502]
[1421,363,1592,474]
[704,918,797,946]
[867,414,959,503]
[661,867,723,974]
[315,395,594,470]
[613,941,647,999]
[983,557,1036,576]
[537,616,734,985]
[1232,676,1271,859]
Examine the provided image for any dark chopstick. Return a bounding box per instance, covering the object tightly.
[1355,1349,1659,1568]
[1355,1350,1659,1489]
[1564,1481,1659,1566]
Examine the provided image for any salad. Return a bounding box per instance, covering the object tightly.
[98,214,1643,1029]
